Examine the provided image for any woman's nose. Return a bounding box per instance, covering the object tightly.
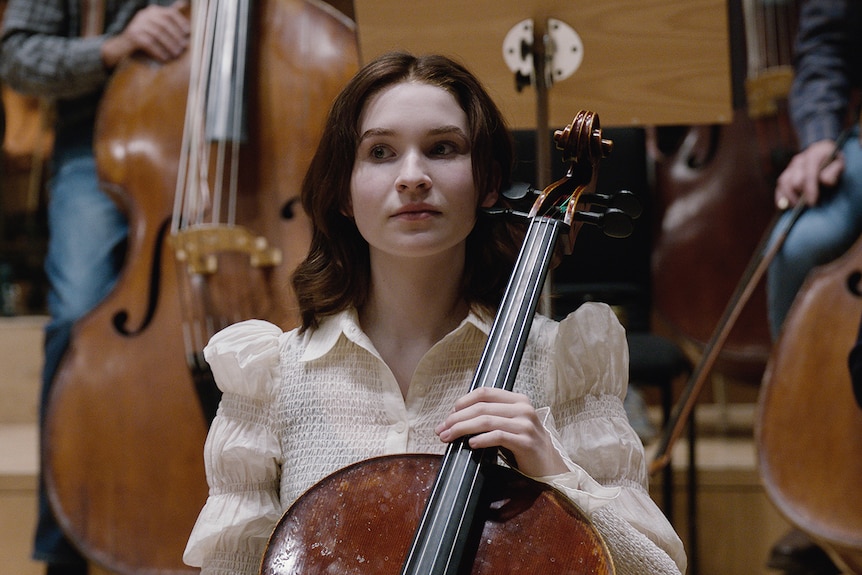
[395,151,432,193]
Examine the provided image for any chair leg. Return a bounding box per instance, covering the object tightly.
[661,380,674,521]
[687,408,698,575]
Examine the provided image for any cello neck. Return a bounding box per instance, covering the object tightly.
[400,111,627,575]
[400,216,566,575]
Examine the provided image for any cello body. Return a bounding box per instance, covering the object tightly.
[756,234,862,573]
[43,1,358,573]
[262,454,613,575]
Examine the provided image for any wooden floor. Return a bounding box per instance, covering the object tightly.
[0,317,811,575]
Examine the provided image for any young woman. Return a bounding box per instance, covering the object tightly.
[183,51,686,575]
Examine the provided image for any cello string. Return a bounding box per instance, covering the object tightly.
[405,219,554,574]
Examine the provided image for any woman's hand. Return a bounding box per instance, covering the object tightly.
[435,386,568,477]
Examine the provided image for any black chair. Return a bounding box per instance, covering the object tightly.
[627,331,697,556]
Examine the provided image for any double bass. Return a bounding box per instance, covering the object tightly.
[261,112,640,574]
[649,0,798,382]
[757,230,862,573]
[43,1,358,573]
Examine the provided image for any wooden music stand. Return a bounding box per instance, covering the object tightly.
[353,0,731,131]
[354,0,731,199]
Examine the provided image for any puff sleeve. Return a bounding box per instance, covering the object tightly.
[545,303,686,574]
[183,320,284,575]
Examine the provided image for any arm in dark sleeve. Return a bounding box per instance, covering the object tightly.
[789,0,861,147]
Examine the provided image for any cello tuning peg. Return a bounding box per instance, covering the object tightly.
[580,189,642,219]
[501,181,536,201]
[482,206,531,221]
[612,190,642,219]
[573,207,634,239]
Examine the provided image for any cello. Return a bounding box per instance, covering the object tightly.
[43,1,358,573]
[261,112,639,574]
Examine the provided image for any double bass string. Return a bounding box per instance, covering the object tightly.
[206,0,250,226]
[173,0,255,373]
[745,0,796,73]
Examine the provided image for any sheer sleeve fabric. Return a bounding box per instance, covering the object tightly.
[183,320,284,575]
[541,303,686,575]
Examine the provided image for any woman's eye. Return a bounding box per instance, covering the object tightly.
[431,142,457,156]
[370,145,392,160]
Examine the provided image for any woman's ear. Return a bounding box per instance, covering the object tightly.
[341,196,354,218]
[480,189,499,208]
[481,165,502,208]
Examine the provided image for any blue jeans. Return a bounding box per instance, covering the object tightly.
[767,126,862,338]
[33,128,128,566]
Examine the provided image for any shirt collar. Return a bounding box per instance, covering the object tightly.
[300,307,493,362]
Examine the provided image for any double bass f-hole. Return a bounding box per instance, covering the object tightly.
[849,270,862,298]
[261,111,641,575]
[112,217,171,337]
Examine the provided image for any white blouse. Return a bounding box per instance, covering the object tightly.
[183,302,686,575]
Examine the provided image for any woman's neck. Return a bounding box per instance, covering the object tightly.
[359,251,469,396]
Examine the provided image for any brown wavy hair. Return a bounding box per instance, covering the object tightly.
[292,52,521,331]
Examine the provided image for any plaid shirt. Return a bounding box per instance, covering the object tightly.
[0,0,171,135]
[790,0,862,147]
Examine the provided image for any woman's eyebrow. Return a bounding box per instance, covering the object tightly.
[429,125,468,139]
[358,127,395,143]
[358,125,469,145]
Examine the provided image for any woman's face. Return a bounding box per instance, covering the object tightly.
[349,81,498,263]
